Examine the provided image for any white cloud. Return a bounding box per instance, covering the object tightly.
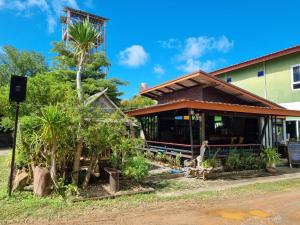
[0,0,79,33]
[178,36,234,61]
[158,38,181,49]
[118,45,149,68]
[177,59,216,73]
[153,64,165,74]
[160,35,233,73]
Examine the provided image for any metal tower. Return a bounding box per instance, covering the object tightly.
[60,7,108,55]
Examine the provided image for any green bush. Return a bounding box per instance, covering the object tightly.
[226,151,242,171]
[155,152,163,161]
[203,157,217,169]
[261,148,280,168]
[175,153,182,167]
[144,151,155,160]
[122,154,150,182]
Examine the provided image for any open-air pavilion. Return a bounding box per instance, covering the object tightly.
[127,71,300,159]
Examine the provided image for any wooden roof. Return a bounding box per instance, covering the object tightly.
[210,45,300,76]
[127,100,300,117]
[140,71,283,109]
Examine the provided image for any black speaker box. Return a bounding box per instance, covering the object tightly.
[9,76,27,103]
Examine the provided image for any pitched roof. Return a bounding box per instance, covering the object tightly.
[127,99,300,117]
[140,70,283,109]
[210,45,300,76]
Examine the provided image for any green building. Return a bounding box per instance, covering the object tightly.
[210,45,300,142]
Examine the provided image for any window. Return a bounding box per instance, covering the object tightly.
[226,77,232,83]
[257,70,264,77]
[291,65,300,90]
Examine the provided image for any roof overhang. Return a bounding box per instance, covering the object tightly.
[140,71,283,109]
[127,100,300,117]
[210,45,300,76]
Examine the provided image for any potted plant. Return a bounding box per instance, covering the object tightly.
[261,148,280,173]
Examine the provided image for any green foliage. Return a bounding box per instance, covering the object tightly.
[122,154,150,182]
[203,157,217,169]
[68,20,98,58]
[175,154,182,167]
[155,152,163,162]
[261,148,281,168]
[0,45,47,85]
[225,151,242,171]
[241,155,265,170]
[144,151,155,160]
[121,95,156,110]
[65,184,80,197]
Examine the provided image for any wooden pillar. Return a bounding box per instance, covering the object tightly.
[189,109,194,158]
[201,112,206,143]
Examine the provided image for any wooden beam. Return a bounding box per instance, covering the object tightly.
[189,78,205,85]
[164,86,177,92]
[174,83,187,88]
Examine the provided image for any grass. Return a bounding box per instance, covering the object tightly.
[1,154,300,224]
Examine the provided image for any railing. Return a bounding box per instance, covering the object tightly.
[206,144,262,158]
[141,141,262,159]
[143,141,197,159]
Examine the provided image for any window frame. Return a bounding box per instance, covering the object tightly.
[291,64,300,91]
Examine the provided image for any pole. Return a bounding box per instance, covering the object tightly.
[8,102,20,196]
[189,110,194,158]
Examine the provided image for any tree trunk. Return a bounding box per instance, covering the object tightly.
[50,142,57,184]
[72,140,83,185]
[82,156,96,190]
[76,54,84,102]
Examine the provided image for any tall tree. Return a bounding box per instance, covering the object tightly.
[68,20,99,102]
[0,46,47,85]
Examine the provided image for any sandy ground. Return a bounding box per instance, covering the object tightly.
[0,148,9,156]
[19,189,300,225]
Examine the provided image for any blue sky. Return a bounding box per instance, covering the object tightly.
[1,0,300,99]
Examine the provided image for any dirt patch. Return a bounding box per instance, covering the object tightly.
[20,188,300,225]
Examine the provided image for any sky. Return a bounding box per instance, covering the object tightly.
[0,0,300,99]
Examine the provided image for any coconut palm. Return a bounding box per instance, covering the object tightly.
[68,20,98,102]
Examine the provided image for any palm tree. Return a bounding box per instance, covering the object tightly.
[68,20,98,102]
[68,20,98,185]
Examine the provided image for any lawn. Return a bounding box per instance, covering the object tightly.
[1,154,300,224]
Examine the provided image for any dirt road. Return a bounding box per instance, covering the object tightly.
[28,189,300,225]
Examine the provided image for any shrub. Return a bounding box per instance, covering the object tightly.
[203,157,217,169]
[226,151,242,171]
[175,153,182,167]
[166,155,176,165]
[122,154,150,182]
[65,184,80,197]
[144,151,155,160]
[261,148,280,168]
[155,152,163,161]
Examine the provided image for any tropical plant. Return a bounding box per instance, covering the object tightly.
[175,153,182,167]
[202,157,217,169]
[261,148,281,168]
[225,150,242,171]
[68,20,98,102]
[144,151,155,160]
[122,154,150,182]
[36,105,68,184]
